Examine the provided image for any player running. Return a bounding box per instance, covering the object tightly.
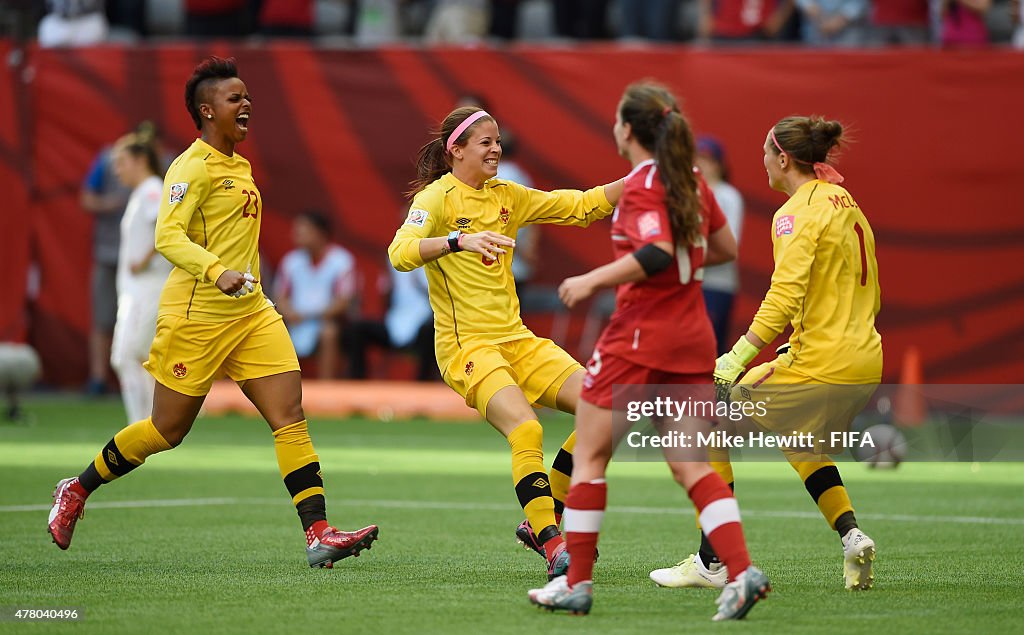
[388,106,624,581]
[47,57,379,568]
[650,115,880,592]
[526,81,769,620]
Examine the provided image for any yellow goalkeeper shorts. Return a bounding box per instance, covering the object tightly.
[144,306,300,397]
[441,336,582,419]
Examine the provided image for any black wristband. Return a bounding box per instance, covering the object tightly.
[633,243,674,276]
[447,230,463,253]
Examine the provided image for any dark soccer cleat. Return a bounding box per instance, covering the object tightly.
[307,525,379,568]
[48,477,86,550]
[516,519,547,558]
[546,542,571,581]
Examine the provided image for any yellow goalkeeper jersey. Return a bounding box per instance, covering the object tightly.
[155,138,268,322]
[749,179,883,383]
[389,173,613,363]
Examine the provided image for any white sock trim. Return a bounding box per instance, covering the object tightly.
[698,497,741,535]
[563,508,605,533]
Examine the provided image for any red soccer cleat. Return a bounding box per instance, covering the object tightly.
[48,477,86,550]
[306,525,379,568]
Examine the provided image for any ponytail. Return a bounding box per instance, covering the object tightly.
[655,111,701,247]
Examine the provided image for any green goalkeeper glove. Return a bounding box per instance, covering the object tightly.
[713,337,761,403]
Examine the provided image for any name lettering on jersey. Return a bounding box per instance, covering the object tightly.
[456,217,472,229]
[637,211,662,239]
[223,179,235,190]
[169,182,189,204]
[498,207,510,225]
[405,208,429,227]
[828,194,858,210]
[775,214,795,237]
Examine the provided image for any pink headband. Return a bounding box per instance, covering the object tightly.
[770,129,845,185]
[446,110,491,152]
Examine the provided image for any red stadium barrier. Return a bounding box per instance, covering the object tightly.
[2,42,1022,385]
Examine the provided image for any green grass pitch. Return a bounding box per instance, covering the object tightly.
[1,398,1022,634]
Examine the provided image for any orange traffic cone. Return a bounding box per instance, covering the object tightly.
[893,346,926,427]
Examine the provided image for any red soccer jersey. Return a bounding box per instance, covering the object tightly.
[593,160,726,374]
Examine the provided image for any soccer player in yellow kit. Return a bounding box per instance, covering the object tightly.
[651,115,881,591]
[389,106,624,580]
[47,57,379,569]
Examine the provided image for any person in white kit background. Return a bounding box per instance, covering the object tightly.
[695,135,745,356]
[109,132,173,424]
[274,211,357,379]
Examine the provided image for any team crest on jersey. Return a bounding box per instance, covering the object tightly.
[775,215,795,237]
[465,361,474,375]
[498,207,510,225]
[172,363,187,378]
[638,211,662,239]
[169,182,188,204]
[405,208,429,227]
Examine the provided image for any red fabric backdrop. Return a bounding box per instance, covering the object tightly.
[2,43,1022,385]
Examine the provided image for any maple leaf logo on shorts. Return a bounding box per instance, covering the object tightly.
[172,363,187,379]
[465,361,474,376]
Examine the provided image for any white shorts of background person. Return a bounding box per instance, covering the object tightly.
[110,293,160,424]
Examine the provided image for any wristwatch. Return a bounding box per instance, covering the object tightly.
[447,230,463,253]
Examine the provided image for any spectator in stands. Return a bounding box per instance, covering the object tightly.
[425,0,489,43]
[81,128,134,395]
[695,136,744,356]
[274,212,358,380]
[355,0,404,44]
[869,0,930,45]
[259,0,315,37]
[696,0,796,43]
[184,0,253,37]
[345,265,436,381]
[553,0,610,39]
[935,0,992,46]
[489,0,522,39]
[38,0,109,47]
[795,0,869,46]
[618,0,680,41]
[1015,0,1024,47]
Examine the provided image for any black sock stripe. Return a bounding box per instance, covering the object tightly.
[283,462,323,499]
[551,449,573,477]
[553,499,565,516]
[78,463,108,492]
[296,494,327,530]
[515,471,553,509]
[101,440,136,477]
[804,465,844,503]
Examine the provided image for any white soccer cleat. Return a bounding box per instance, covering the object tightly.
[527,575,593,615]
[712,565,770,621]
[842,528,876,590]
[649,553,727,589]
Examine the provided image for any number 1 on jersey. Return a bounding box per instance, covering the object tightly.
[853,222,867,286]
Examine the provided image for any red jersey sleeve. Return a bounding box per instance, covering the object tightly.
[620,173,673,248]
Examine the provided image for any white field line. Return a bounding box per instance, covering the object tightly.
[3,497,1023,526]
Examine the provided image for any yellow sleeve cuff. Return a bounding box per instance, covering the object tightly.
[206,262,228,285]
[747,321,778,348]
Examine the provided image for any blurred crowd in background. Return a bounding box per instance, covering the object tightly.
[1,0,1020,48]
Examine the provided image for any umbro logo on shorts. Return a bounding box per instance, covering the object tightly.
[172,363,188,379]
[223,179,235,190]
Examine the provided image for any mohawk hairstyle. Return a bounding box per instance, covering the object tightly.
[184,57,238,130]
